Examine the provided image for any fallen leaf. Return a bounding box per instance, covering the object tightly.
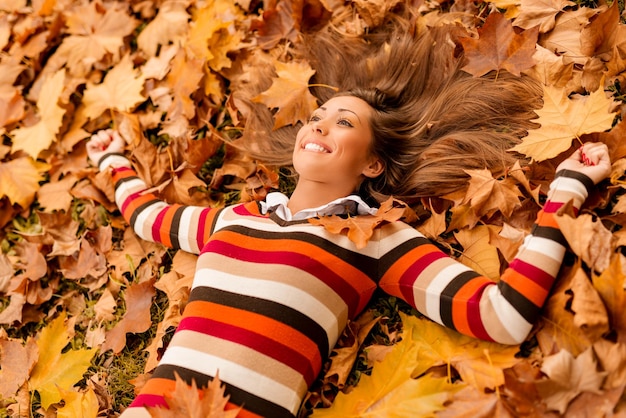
[29,312,97,409]
[460,11,539,77]
[454,225,501,281]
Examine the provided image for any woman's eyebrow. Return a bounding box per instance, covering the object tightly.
[338,108,361,123]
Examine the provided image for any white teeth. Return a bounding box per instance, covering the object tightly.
[304,142,329,152]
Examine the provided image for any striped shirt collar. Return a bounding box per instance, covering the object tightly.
[260,192,379,221]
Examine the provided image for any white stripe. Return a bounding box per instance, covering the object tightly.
[423,262,473,325]
[114,177,146,204]
[483,286,532,344]
[177,207,199,253]
[192,270,341,343]
[132,200,167,242]
[100,154,130,170]
[517,235,565,264]
[159,346,302,414]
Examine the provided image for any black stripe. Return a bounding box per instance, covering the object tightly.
[128,199,160,230]
[377,236,432,279]
[530,224,567,247]
[153,365,296,418]
[555,169,594,195]
[98,152,126,168]
[188,287,330,357]
[169,206,185,250]
[222,224,379,281]
[498,281,541,323]
[113,171,138,189]
[439,270,482,330]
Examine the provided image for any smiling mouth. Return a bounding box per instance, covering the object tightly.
[303,142,331,153]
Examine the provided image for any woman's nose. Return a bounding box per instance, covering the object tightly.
[312,121,327,135]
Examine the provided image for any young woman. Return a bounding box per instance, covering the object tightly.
[87,20,612,418]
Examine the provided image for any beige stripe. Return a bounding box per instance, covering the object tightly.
[479,286,528,344]
[119,406,151,418]
[173,329,309,395]
[515,247,562,277]
[196,251,349,328]
[411,256,458,315]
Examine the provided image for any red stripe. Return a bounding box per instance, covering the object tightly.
[129,394,168,409]
[197,209,209,250]
[397,251,448,304]
[508,259,553,291]
[152,206,168,244]
[177,316,319,385]
[203,240,364,317]
[464,282,493,341]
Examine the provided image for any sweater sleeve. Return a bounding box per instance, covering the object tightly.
[378,169,593,345]
[99,153,222,254]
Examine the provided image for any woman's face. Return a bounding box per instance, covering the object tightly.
[293,95,383,191]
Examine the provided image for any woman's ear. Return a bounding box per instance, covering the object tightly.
[362,158,384,178]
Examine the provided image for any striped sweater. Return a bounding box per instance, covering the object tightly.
[103,153,592,418]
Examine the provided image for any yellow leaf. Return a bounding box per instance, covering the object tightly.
[56,386,99,418]
[510,83,618,161]
[0,157,49,208]
[454,225,501,281]
[82,54,146,120]
[10,69,66,158]
[312,314,464,417]
[253,60,320,129]
[137,0,190,57]
[462,168,523,218]
[29,312,97,409]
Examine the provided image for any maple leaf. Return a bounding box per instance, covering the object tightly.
[10,69,66,158]
[165,48,204,121]
[0,156,49,208]
[0,337,38,399]
[513,0,575,33]
[580,2,625,60]
[101,277,157,354]
[36,172,77,212]
[251,1,298,50]
[569,265,609,341]
[56,386,100,418]
[28,312,97,409]
[592,255,626,342]
[510,84,618,161]
[539,7,598,64]
[253,60,320,129]
[454,225,501,281]
[535,347,607,414]
[554,212,614,272]
[82,54,147,121]
[308,197,417,249]
[460,12,539,77]
[148,372,240,418]
[137,0,190,57]
[462,168,524,218]
[52,1,137,76]
[312,315,464,417]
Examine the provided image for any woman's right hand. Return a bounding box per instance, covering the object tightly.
[555,142,612,185]
[86,129,126,167]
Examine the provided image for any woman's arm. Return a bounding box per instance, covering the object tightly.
[379,142,611,345]
[87,130,221,254]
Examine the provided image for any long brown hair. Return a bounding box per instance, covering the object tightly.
[233,13,542,203]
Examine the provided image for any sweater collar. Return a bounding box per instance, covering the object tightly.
[260,192,379,221]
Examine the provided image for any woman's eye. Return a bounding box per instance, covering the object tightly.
[338,118,353,127]
[309,115,321,122]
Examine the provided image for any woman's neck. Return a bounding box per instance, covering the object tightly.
[287,180,356,215]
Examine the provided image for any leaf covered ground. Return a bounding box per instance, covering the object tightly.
[1,0,626,416]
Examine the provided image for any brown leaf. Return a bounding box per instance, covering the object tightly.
[569,265,609,341]
[147,372,240,418]
[101,278,156,354]
[252,60,320,129]
[0,337,38,399]
[462,168,524,218]
[308,197,417,249]
[555,212,614,272]
[460,12,539,77]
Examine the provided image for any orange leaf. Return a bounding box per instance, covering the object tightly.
[252,60,320,129]
[460,12,539,77]
[308,197,417,249]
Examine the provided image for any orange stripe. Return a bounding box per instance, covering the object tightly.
[122,194,157,221]
[112,168,135,182]
[501,269,547,307]
[214,230,373,290]
[226,402,263,418]
[159,204,181,248]
[139,377,177,398]
[380,243,441,287]
[202,209,220,245]
[451,278,490,337]
[184,300,321,366]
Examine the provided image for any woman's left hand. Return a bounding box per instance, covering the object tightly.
[555,142,611,185]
